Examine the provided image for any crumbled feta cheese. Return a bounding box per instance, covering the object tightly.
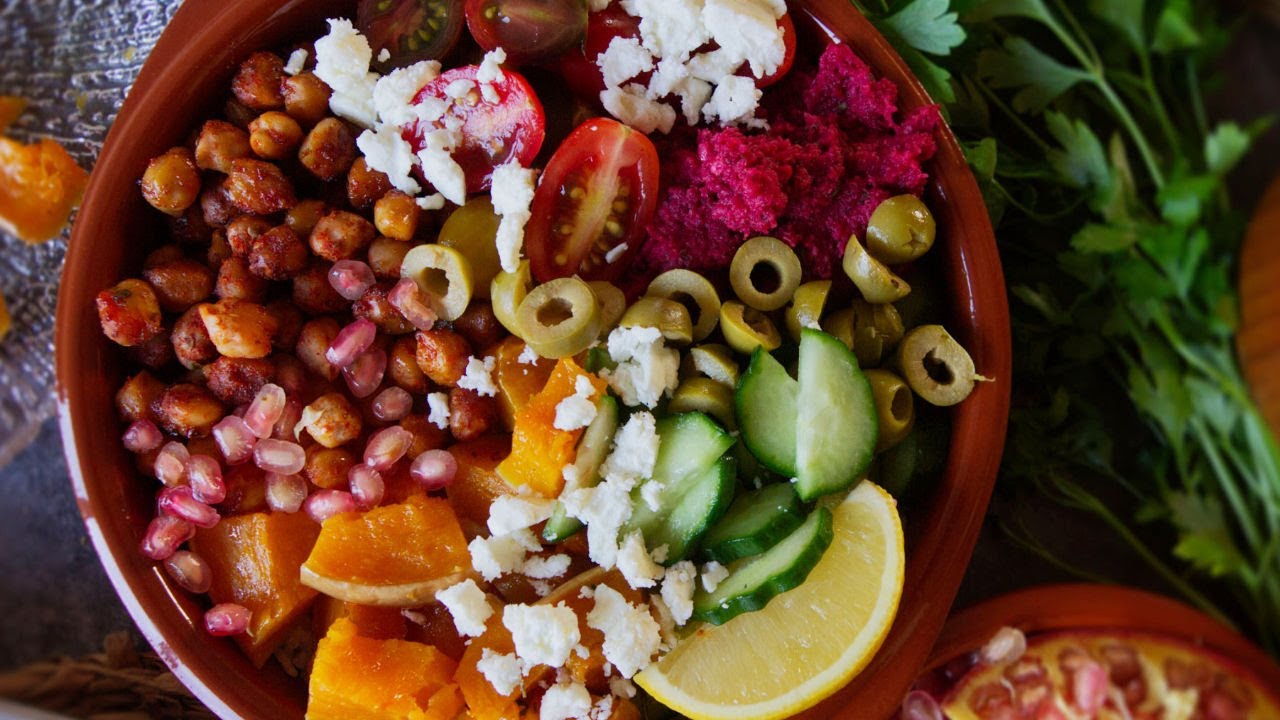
[479,82,500,104]
[416,128,467,205]
[623,0,710,62]
[702,74,763,126]
[488,494,555,536]
[600,36,655,89]
[503,603,581,671]
[604,242,629,265]
[490,161,539,272]
[416,193,445,211]
[690,351,733,386]
[541,682,593,720]
[427,392,450,429]
[685,48,741,83]
[590,696,614,720]
[437,579,492,637]
[608,676,637,699]
[701,560,729,593]
[555,375,599,431]
[561,463,583,493]
[661,561,697,625]
[560,479,633,569]
[587,585,661,678]
[373,60,441,126]
[476,47,507,84]
[650,544,669,563]
[578,586,595,600]
[600,411,658,485]
[469,530,538,581]
[458,356,498,397]
[356,124,422,194]
[531,579,554,597]
[617,531,664,589]
[375,48,390,63]
[313,19,378,128]
[283,49,308,76]
[703,0,786,78]
[521,553,571,580]
[639,480,665,512]
[603,327,680,408]
[518,345,540,365]
[601,83,677,135]
[477,649,522,695]
[445,78,477,99]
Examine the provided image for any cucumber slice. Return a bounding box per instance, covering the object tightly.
[700,482,804,564]
[734,347,798,475]
[650,412,735,489]
[692,505,834,625]
[793,329,877,501]
[543,395,620,543]
[584,346,616,373]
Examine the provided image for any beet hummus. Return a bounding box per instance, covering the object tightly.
[634,42,939,284]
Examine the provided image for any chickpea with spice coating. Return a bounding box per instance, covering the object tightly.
[309,210,375,262]
[204,356,275,406]
[248,111,303,160]
[353,282,415,335]
[96,279,163,347]
[231,51,285,111]
[225,215,272,257]
[141,148,201,216]
[265,300,305,351]
[299,393,363,448]
[415,327,472,387]
[155,383,224,438]
[171,306,218,370]
[215,257,268,302]
[296,317,342,381]
[285,199,326,238]
[367,236,411,279]
[281,72,331,127]
[388,336,429,394]
[116,371,164,423]
[197,299,278,359]
[303,446,358,489]
[247,225,308,280]
[347,157,392,210]
[292,261,349,315]
[143,257,215,314]
[298,117,356,181]
[194,120,251,174]
[226,158,296,215]
[200,179,236,227]
[374,190,421,241]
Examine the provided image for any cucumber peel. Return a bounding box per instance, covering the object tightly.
[543,395,620,543]
[793,329,877,500]
[701,482,804,564]
[734,348,799,475]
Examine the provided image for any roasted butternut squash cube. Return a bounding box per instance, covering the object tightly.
[446,435,514,527]
[489,337,556,430]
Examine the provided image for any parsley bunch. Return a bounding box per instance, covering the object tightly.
[861,0,1280,649]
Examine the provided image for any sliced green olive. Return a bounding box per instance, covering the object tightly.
[866,195,936,265]
[720,300,781,355]
[842,233,911,304]
[646,269,722,341]
[619,296,693,345]
[490,260,533,335]
[821,308,855,352]
[850,300,905,368]
[515,277,602,359]
[687,343,740,388]
[896,324,984,407]
[588,280,626,332]
[729,236,803,312]
[438,197,503,299]
[400,244,473,321]
[864,369,914,452]
[669,377,736,429]
[784,280,833,342]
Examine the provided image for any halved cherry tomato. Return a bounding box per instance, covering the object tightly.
[554,2,642,100]
[464,0,587,65]
[525,118,659,283]
[406,65,545,193]
[358,0,466,72]
[754,11,796,88]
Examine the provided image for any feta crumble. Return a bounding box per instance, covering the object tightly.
[416,128,467,206]
[639,479,665,512]
[377,47,391,63]
[476,47,507,84]
[604,242,629,265]
[601,83,677,135]
[458,356,498,397]
[661,561,697,625]
[518,345,540,365]
[521,553,571,580]
[468,529,539,581]
[477,649,522,695]
[490,161,539,273]
[603,327,680,408]
[541,681,593,720]
[313,19,379,128]
[503,602,581,671]
[560,479,634,569]
[416,193,445,211]
[587,584,662,678]
[372,61,441,126]
[600,36,655,89]
[283,49,308,76]
[703,0,786,78]
[488,494,555,536]
[600,411,659,485]
[701,560,730,593]
[555,375,599,431]
[437,579,492,637]
[427,392,450,429]
[608,676,638,699]
[702,74,764,126]
[356,123,421,194]
[617,531,664,589]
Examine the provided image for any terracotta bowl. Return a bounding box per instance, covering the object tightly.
[54,0,1011,717]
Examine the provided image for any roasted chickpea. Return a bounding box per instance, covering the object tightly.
[172,305,218,369]
[143,257,215,313]
[401,414,448,457]
[265,300,305,351]
[129,331,175,370]
[155,383,225,438]
[222,99,257,129]
[167,205,214,245]
[291,260,349,315]
[247,225,308,280]
[197,299,278,359]
[231,51,285,111]
[284,199,325,237]
[96,279,163,347]
[226,158,296,215]
[296,317,341,381]
[248,111,304,160]
[200,179,236,227]
[303,445,357,489]
[353,282,415,335]
[346,157,392,209]
[449,388,500,441]
[281,71,331,127]
[367,236,411,279]
[215,256,268,302]
[454,301,503,351]
[298,118,356,181]
[194,120,251,174]
[388,336,429,394]
[207,230,232,270]
[225,215,272,257]
[415,328,472,387]
[140,148,201,216]
[115,371,165,423]
[309,210,375,261]
[300,392,362,448]
[272,354,312,400]
[204,355,275,405]
[373,191,421,241]
[142,244,184,270]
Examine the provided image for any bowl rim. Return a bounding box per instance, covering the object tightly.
[54,0,1011,718]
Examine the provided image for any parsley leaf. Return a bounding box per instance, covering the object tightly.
[881,0,966,56]
[978,39,1092,112]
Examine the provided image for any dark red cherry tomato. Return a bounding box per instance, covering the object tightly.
[464,0,588,65]
[525,118,659,282]
[554,2,642,100]
[406,64,545,193]
[358,0,466,72]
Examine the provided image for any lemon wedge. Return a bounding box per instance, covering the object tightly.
[635,480,905,720]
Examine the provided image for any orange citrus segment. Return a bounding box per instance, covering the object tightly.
[0,134,89,243]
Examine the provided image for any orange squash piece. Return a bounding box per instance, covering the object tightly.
[455,616,522,720]
[307,617,463,720]
[190,511,321,666]
[312,596,409,641]
[0,97,26,132]
[0,105,89,243]
[447,435,515,527]
[495,358,606,497]
[301,495,471,607]
[489,337,556,430]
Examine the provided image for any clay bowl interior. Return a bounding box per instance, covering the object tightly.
[54,0,1011,717]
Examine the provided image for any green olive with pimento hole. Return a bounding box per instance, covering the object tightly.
[785,280,833,343]
[620,296,694,345]
[864,368,915,452]
[399,244,473,321]
[588,280,626,332]
[646,269,722,341]
[896,324,983,407]
[721,301,781,355]
[514,276,601,358]
[730,236,803,312]
[490,260,533,336]
[843,233,911,304]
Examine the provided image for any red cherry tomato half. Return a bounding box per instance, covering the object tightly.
[525,118,659,283]
[406,64,546,194]
[754,11,796,88]
[358,0,466,72]
[554,2,642,100]
[464,0,588,65]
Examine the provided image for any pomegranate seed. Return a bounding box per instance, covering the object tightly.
[371,386,413,423]
[343,347,387,399]
[163,550,213,594]
[348,464,385,509]
[122,419,164,453]
[153,442,190,486]
[328,259,377,301]
[265,473,308,513]
[158,486,221,529]
[364,426,413,471]
[305,489,358,523]
[1072,660,1109,714]
[980,626,1027,666]
[410,449,457,491]
[900,691,944,720]
[185,455,226,504]
[140,515,195,561]
[212,415,257,465]
[205,603,252,636]
[244,383,286,439]
[272,398,303,441]
[325,318,376,368]
[388,278,438,331]
[253,438,306,475]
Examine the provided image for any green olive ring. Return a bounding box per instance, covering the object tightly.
[668,377,737,429]
[687,343,740,388]
[588,281,627,333]
[850,300,906,368]
[400,244,474,321]
[866,194,936,265]
[646,269,722,341]
[438,197,503,299]
[785,280,832,343]
[720,300,781,355]
[490,260,533,336]
[864,369,915,452]
[842,233,911,304]
[896,324,986,407]
[619,296,694,345]
[514,276,602,358]
[729,236,803,312]
[821,308,856,352]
